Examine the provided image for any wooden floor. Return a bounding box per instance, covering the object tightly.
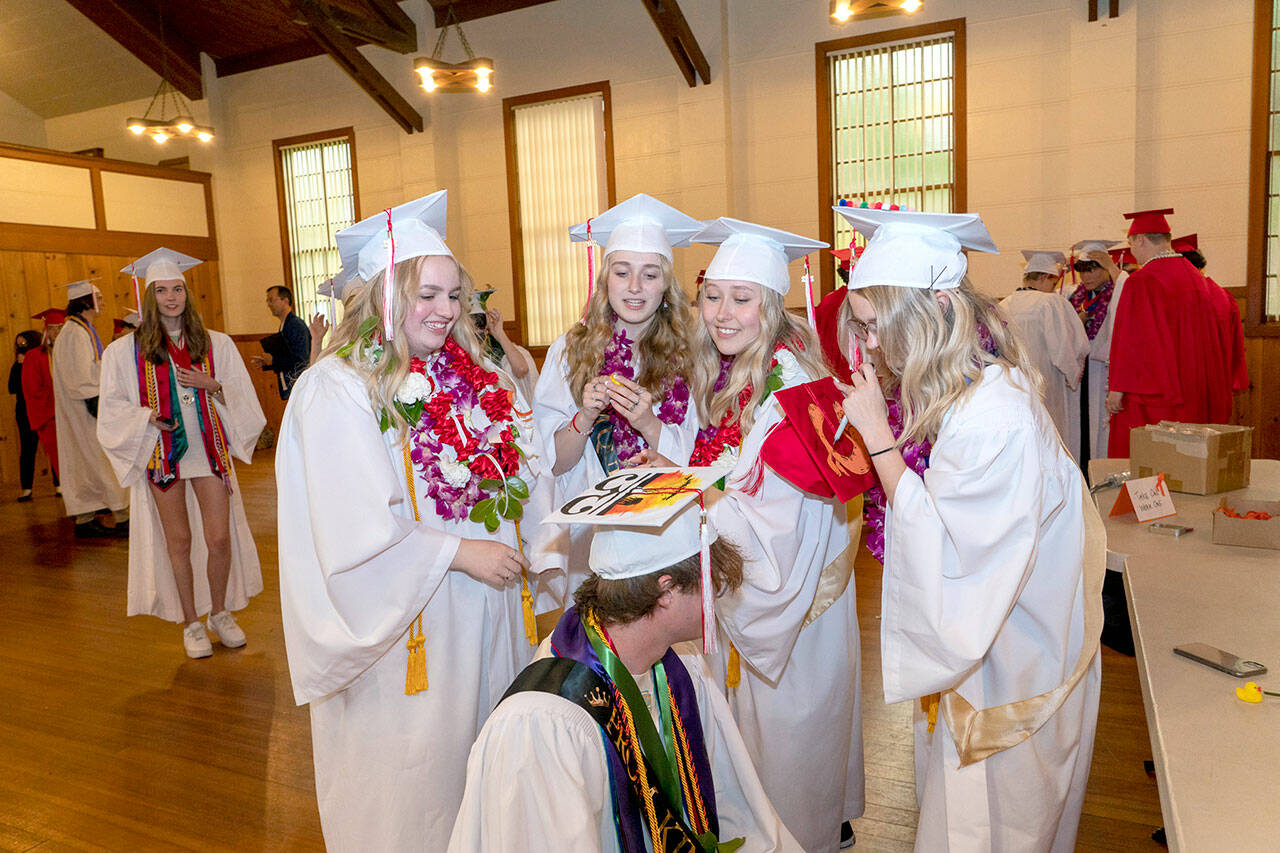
[0,453,1164,852]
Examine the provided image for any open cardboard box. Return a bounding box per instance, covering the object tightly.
[1212,496,1280,550]
[1129,422,1252,495]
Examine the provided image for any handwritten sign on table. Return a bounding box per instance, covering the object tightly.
[1109,473,1177,523]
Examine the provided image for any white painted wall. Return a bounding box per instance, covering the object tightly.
[0,87,47,148]
[35,0,1257,333]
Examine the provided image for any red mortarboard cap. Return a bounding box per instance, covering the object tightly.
[830,245,865,272]
[1123,207,1174,236]
[1171,233,1198,253]
[1108,246,1137,266]
[32,308,66,324]
[760,377,879,502]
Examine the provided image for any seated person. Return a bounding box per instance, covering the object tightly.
[449,501,800,852]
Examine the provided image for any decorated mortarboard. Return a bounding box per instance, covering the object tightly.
[121,247,202,313]
[1070,239,1119,257]
[335,190,451,340]
[759,377,879,503]
[32,307,67,324]
[544,466,731,653]
[1021,250,1067,276]
[834,207,998,291]
[569,193,702,262]
[1123,207,1174,236]
[1171,233,1198,254]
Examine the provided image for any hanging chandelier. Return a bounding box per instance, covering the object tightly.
[126,79,214,144]
[831,0,923,22]
[414,4,493,93]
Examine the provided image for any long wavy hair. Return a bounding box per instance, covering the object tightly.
[690,284,828,435]
[322,254,495,440]
[563,253,693,406]
[855,279,1036,445]
[136,280,211,364]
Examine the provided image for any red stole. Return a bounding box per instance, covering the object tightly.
[136,335,232,490]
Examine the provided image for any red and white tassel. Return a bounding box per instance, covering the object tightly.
[699,505,717,655]
[581,218,595,324]
[382,209,396,341]
[803,254,816,329]
[130,266,142,313]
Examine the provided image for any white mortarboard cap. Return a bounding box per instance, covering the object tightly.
[336,190,451,283]
[569,193,702,262]
[318,267,355,300]
[693,217,828,295]
[123,310,141,326]
[121,247,203,285]
[834,207,998,291]
[588,500,713,580]
[1070,239,1119,256]
[1020,250,1067,276]
[62,279,103,301]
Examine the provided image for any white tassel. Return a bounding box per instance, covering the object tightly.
[700,506,716,655]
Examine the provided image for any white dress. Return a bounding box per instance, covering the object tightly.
[277,355,564,852]
[882,365,1101,852]
[448,640,802,853]
[1066,272,1127,462]
[999,289,1090,460]
[532,333,699,607]
[97,331,266,621]
[51,317,128,517]
[704,350,864,853]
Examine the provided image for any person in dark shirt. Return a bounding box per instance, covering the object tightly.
[251,285,311,400]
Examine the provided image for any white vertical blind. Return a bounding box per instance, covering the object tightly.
[513,94,608,346]
[279,137,356,321]
[1265,0,1280,319]
[828,34,956,254]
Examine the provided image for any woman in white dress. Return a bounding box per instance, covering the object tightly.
[835,206,1104,852]
[98,248,265,659]
[532,193,702,606]
[276,191,562,851]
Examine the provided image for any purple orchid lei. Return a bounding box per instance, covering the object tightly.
[1069,279,1113,340]
[599,328,690,462]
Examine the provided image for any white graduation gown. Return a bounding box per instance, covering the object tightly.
[1066,272,1127,462]
[51,319,129,516]
[532,333,699,606]
[277,355,564,852]
[999,290,1089,461]
[704,353,863,853]
[97,331,266,621]
[882,365,1100,852]
[448,640,802,853]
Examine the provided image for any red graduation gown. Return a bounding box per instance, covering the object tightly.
[20,347,59,476]
[1106,256,1233,456]
[1205,275,1249,396]
[815,285,854,384]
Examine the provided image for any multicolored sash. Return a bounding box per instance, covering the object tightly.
[67,315,104,361]
[136,336,232,491]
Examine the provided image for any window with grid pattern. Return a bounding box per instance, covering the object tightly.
[276,134,357,322]
[1263,0,1280,320]
[827,33,957,253]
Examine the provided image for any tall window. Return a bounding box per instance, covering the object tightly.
[504,83,614,348]
[816,20,966,293]
[1248,0,1280,325]
[273,128,359,322]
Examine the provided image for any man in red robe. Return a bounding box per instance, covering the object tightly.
[1106,209,1233,456]
[1173,234,1250,413]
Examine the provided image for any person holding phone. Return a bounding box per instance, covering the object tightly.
[98,248,266,659]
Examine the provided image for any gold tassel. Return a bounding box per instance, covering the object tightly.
[514,520,538,645]
[405,612,428,695]
[726,644,741,689]
[921,693,940,733]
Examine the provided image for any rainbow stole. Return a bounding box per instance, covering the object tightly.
[136,337,232,491]
[502,608,722,853]
[67,315,104,361]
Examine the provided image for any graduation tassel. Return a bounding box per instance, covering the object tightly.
[130,265,142,313]
[726,644,741,689]
[580,218,595,325]
[802,254,817,329]
[699,504,717,655]
[514,519,537,646]
[405,612,429,695]
[381,209,396,342]
[921,692,940,733]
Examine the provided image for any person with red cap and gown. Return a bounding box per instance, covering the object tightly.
[1105,209,1232,456]
[1172,234,1249,414]
[21,309,65,492]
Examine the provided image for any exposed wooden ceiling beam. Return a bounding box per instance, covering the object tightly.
[428,0,559,27]
[64,0,204,100]
[638,0,710,87]
[313,0,417,53]
[292,0,424,134]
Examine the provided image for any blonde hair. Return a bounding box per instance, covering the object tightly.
[563,253,693,406]
[690,284,828,435]
[322,254,495,440]
[855,279,1037,445]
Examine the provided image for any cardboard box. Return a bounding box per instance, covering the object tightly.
[1212,497,1280,550]
[1129,422,1252,495]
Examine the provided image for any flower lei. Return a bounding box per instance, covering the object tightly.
[1069,278,1113,340]
[364,329,529,528]
[689,343,788,467]
[599,328,690,463]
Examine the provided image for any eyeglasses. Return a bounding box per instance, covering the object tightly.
[848,318,878,340]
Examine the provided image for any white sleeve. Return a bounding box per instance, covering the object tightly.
[276,363,462,704]
[96,336,156,489]
[1091,271,1127,363]
[211,333,267,464]
[532,335,580,476]
[881,409,1061,704]
[1047,297,1091,390]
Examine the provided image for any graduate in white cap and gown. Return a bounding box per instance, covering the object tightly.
[998,251,1089,460]
[661,217,864,853]
[98,248,266,657]
[532,193,703,607]
[51,278,130,537]
[450,494,801,852]
[1064,239,1127,467]
[834,206,1104,852]
[276,190,565,851]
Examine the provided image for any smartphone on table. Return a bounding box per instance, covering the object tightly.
[1173,643,1267,677]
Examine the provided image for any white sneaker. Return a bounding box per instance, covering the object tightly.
[207,610,247,648]
[183,621,213,659]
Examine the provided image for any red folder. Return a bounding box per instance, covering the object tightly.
[761,377,879,502]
